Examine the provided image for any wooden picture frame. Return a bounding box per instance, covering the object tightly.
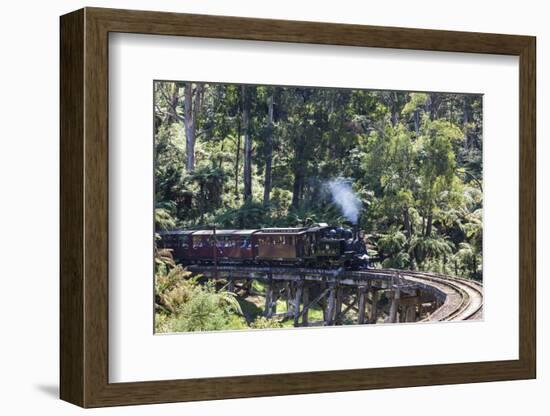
[60,7,536,408]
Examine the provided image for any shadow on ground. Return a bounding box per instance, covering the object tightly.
[35,384,58,399]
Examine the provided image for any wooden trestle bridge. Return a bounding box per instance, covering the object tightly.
[187,265,483,326]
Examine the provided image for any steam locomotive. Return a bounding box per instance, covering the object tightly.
[158,223,369,270]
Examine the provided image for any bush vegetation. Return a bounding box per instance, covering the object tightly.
[155,83,483,279]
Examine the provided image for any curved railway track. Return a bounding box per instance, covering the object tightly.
[407,272,482,321]
[363,269,483,322]
[188,264,483,323]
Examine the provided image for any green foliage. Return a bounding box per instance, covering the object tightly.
[402,93,428,116]
[173,281,245,332]
[154,265,196,314]
[154,264,247,333]
[154,82,483,279]
[155,207,176,231]
[250,316,284,329]
[377,227,410,268]
[215,200,273,228]
[377,226,407,254]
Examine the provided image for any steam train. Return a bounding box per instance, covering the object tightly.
[158,223,369,270]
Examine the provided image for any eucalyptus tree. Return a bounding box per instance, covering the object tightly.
[153,82,484,278]
[183,82,204,172]
[241,85,253,201]
[263,91,275,206]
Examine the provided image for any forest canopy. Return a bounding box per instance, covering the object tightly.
[154,81,483,280]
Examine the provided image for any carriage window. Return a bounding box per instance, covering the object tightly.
[193,238,211,248]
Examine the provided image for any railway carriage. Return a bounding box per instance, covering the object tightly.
[158,223,369,270]
[223,229,258,262]
[156,230,193,260]
[159,229,260,264]
[254,228,309,265]
[189,230,236,262]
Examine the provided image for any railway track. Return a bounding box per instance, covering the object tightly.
[405,272,482,321]
[188,264,483,323]
[363,269,483,322]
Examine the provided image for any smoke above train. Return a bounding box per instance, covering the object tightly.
[325,178,362,224]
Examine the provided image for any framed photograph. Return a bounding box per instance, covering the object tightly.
[60,7,536,407]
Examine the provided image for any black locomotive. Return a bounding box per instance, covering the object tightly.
[158,223,369,270]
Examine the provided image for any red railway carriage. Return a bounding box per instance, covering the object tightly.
[188,229,259,263]
[189,230,235,261]
[253,227,309,264]
[157,230,193,260]
[228,230,258,261]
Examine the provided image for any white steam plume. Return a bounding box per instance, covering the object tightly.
[325,178,362,224]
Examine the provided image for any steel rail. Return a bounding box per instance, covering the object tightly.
[187,264,483,322]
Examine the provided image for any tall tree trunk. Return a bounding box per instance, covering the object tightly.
[290,132,304,210]
[263,94,274,206]
[183,83,195,171]
[390,91,399,126]
[413,110,420,134]
[425,210,433,237]
[402,206,412,239]
[169,83,179,123]
[428,93,440,120]
[161,82,180,125]
[234,111,241,201]
[403,206,414,269]
[291,167,304,210]
[463,95,471,149]
[421,211,426,236]
[242,85,252,202]
[183,82,203,172]
[199,182,205,224]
